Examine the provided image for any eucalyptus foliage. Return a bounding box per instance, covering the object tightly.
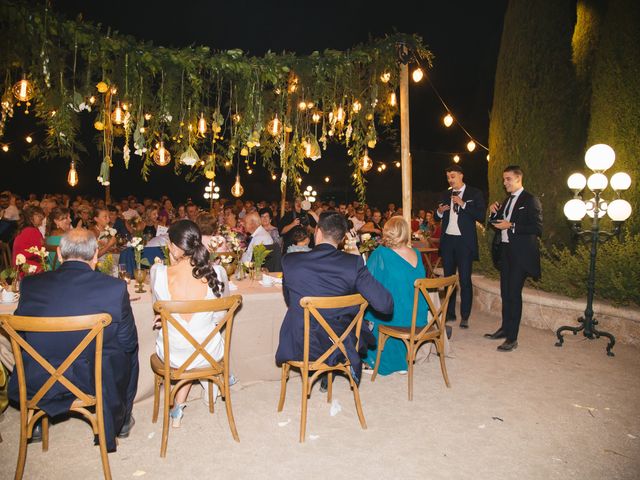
[0,1,432,200]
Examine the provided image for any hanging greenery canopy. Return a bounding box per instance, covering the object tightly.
[0,1,432,199]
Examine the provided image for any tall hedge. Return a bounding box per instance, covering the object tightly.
[586,0,640,234]
[489,0,585,245]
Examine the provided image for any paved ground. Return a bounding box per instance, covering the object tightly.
[1,310,639,480]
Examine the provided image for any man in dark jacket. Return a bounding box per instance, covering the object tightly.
[276,211,393,380]
[437,165,486,328]
[9,229,139,451]
[486,165,543,351]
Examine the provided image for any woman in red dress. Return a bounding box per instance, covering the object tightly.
[12,205,46,272]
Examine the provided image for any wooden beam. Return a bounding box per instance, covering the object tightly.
[399,62,411,227]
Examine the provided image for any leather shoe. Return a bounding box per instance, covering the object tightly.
[319,375,329,393]
[117,415,135,438]
[459,318,469,329]
[28,424,42,444]
[484,328,506,340]
[497,340,518,352]
[445,315,456,323]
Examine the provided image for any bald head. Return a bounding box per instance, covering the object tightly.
[59,228,98,264]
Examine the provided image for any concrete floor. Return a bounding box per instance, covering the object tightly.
[1,310,639,480]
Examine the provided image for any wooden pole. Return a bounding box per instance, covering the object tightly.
[399,62,412,227]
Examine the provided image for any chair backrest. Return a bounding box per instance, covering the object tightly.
[410,275,458,340]
[0,313,112,410]
[153,295,242,376]
[299,294,368,370]
[263,245,282,273]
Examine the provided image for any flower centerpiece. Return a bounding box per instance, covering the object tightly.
[97,253,115,276]
[25,246,51,272]
[98,226,117,241]
[251,244,271,281]
[131,236,150,293]
[0,254,35,291]
[358,233,381,261]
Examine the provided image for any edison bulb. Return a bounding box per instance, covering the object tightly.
[443,113,454,127]
[453,155,460,163]
[153,142,171,166]
[231,175,244,197]
[412,67,424,82]
[13,76,34,102]
[359,150,373,172]
[198,113,207,135]
[466,140,476,152]
[111,102,124,125]
[67,161,78,187]
[312,112,321,123]
[389,93,397,107]
[268,115,282,136]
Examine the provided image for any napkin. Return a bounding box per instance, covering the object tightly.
[263,274,283,285]
[228,281,238,291]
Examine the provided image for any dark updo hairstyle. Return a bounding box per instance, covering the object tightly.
[168,219,223,297]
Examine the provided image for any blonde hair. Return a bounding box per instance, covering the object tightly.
[382,216,410,248]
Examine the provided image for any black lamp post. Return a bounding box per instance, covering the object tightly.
[555,144,632,356]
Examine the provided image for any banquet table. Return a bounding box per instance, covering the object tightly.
[0,277,288,403]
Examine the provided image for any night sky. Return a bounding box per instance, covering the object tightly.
[1,0,508,209]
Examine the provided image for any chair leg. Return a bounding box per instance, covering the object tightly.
[299,373,309,443]
[223,377,240,442]
[277,364,289,412]
[327,372,333,403]
[349,372,367,430]
[96,409,113,480]
[152,375,161,423]
[371,332,388,381]
[160,379,171,458]
[436,339,451,387]
[41,416,49,452]
[408,345,416,401]
[208,380,215,414]
[15,410,28,480]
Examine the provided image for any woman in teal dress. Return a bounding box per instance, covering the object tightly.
[45,207,72,269]
[364,216,429,375]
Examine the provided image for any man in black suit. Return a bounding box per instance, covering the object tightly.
[9,229,139,451]
[276,211,393,381]
[436,165,486,328]
[486,165,543,351]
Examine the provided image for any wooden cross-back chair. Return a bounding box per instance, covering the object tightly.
[0,313,112,480]
[371,275,458,400]
[151,295,242,457]
[277,294,368,442]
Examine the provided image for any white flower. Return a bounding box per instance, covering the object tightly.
[28,265,37,273]
[108,228,117,237]
[131,237,142,247]
[15,254,26,266]
[136,244,144,252]
[40,247,47,255]
[361,233,371,241]
[154,257,163,264]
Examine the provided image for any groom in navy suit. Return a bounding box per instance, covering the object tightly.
[276,211,393,380]
[437,165,486,328]
[9,229,139,452]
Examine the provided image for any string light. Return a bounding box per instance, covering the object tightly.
[395,161,401,168]
[389,92,397,107]
[324,176,330,183]
[67,161,78,187]
[352,100,362,113]
[312,112,321,123]
[268,114,282,136]
[466,140,476,152]
[486,154,490,162]
[111,102,124,125]
[298,101,307,111]
[25,135,33,143]
[198,113,207,135]
[2,144,9,152]
[453,154,460,163]
[443,113,454,127]
[88,96,96,105]
[412,67,424,82]
[380,72,391,83]
[272,174,277,180]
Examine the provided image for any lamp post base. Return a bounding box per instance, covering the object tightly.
[555,316,616,356]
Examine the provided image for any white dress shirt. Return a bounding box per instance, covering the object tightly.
[501,187,524,243]
[241,225,274,263]
[444,184,466,236]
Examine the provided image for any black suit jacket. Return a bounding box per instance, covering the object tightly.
[439,185,486,260]
[490,190,543,279]
[8,261,139,451]
[276,244,393,373]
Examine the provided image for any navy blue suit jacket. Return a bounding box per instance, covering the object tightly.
[439,185,486,259]
[8,261,139,452]
[276,243,393,373]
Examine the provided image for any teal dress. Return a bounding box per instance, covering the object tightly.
[45,235,62,270]
[364,246,428,375]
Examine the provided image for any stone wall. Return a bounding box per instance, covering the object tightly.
[472,275,640,346]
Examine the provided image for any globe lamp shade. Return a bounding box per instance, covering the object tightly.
[563,199,587,221]
[610,172,631,192]
[584,144,615,172]
[606,199,632,222]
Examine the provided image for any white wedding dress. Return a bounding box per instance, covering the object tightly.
[151,263,229,370]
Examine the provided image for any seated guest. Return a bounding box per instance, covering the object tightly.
[348,207,366,236]
[240,212,274,263]
[45,207,72,270]
[258,207,282,249]
[107,205,129,238]
[276,211,394,381]
[196,212,218,250]
[158,199,175,226]
[12,206,45,273]
[72,204,92,229]
[150,220,229,427]
[9,229,139,451]
[285,226,311,254]
[363,217,429,375]
[91,207,117,259]
[278,196,316,251]
[142,206,160,238]
[359,209,384,239]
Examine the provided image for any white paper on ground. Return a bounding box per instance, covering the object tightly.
[330,399,342,417]
[278,418,291,427]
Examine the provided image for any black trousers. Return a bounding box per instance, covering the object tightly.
[440,235,474,320]
[499,244,528,342]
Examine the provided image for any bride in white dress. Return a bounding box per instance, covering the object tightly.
[150,219,229,427]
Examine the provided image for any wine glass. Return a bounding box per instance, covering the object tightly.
[118,264,130,282]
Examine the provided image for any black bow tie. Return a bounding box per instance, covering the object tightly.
[452,190,461,196]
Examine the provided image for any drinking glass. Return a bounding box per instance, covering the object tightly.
[118,264,130,282]
[134,268,147,293]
